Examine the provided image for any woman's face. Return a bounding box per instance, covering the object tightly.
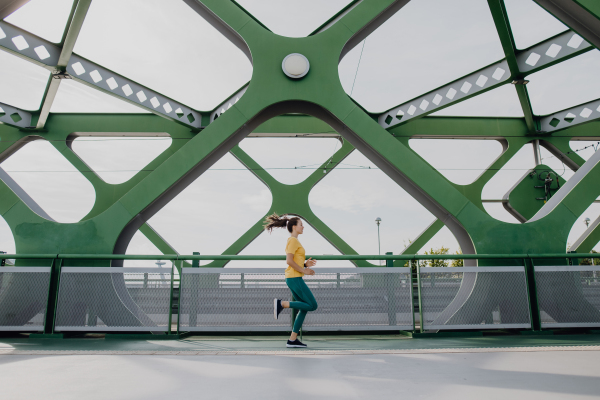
[294,220,304,235]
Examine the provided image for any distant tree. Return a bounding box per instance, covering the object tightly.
[422,246,450,268]
[450,249,463,267]
[403,259,418,273]
[580,250,599,266]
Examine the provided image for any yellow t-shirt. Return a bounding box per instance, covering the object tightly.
[285,237,305,278]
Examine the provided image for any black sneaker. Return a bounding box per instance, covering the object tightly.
[274,299,284,320]
[286,339,307,348]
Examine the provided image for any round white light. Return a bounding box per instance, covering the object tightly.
[282,53,309,79]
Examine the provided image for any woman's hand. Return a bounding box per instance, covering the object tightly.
[304,268,316,275]
[306,257,317,267]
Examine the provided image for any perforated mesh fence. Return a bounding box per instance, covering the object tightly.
[535,266,600,328]
[419,267,531,330]
[55,267,174,332]
[179,267,413,332]
[0,267,51,331]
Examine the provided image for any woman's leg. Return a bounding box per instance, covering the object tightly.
[286,278,318,334]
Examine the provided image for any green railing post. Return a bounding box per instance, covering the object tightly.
[416,259,424,333]
[177,261,183,336]
[523,257,541,331]
[190,253,199,328]
[385,252,397,326]
[167,262,175,335]
[43,256,62,334]
[409,260,416,333]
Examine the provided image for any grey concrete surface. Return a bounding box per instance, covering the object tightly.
[0,351,599,399]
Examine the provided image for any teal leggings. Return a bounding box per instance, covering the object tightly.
[286,277,318,333]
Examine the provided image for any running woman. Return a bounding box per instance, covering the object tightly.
[264,213,317,348]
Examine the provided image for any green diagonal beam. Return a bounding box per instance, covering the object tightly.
[401,219,445,255]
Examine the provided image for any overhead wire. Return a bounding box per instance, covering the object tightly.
[1,139,598,174]
[349,39,366,96]
[540,141,599,177]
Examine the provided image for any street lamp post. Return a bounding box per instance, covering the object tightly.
[375,217,381,265]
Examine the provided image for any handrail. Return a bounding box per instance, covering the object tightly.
[0,253,598,261]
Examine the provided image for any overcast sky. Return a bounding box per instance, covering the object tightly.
[0,0,599,265]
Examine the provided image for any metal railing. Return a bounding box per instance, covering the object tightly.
[0,253,599,334]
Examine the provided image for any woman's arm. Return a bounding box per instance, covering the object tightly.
[286,254,315,275]
[286,253,305,273]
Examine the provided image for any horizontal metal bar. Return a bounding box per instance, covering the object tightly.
[425,323,531,330]
[61,267,173,274]
[540,322,600,328]
[516,30,592,74]
[539,98,600,133]
[183,268,279,274]
[182,325,408,332]
[0,267,51,272]
[534,265,600,272]
[0,100,32,128]
[0,326,45,331]
[184,326,293,332]
[0,254,57,259]
[66,54,202,129]
[182,267,411,274]
[2,253,596,260]
[55,254,178,260]
[419,266,525,272]
[303,325,412,331]
[378,60,511,128]
[54,326,168,332]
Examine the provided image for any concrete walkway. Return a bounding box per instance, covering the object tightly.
[1,334,599,399]
[1,350,599,399]
[1,333,600,354]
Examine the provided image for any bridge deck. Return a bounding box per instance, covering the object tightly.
[1,332,600,354]
[1,334,599,400]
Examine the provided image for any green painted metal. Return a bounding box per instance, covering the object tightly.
[409,264,416,333]
[524,258,542,331]
[507,164,567,221]
[575,224,600,253]
[0,0,599,333]
[42,257,61,334]
[167,262,175,335]
[48,257,63,334]
[574,0,600,18]
[416,260,424,333]
[252,114,338,135]
[402,220,444,255]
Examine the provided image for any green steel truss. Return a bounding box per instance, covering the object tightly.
[0,0,599,270]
